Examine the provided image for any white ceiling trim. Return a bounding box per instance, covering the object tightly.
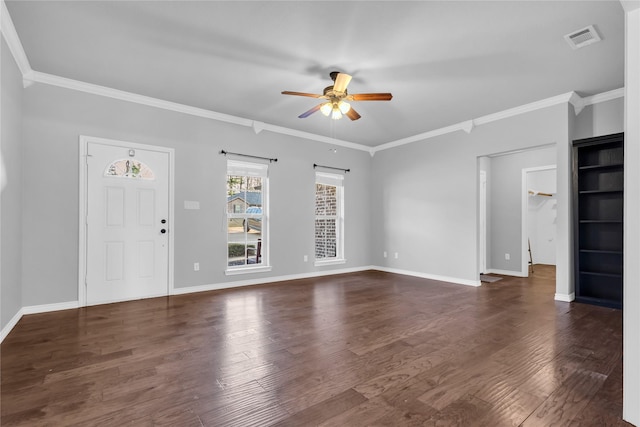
[582,88,625,106]
[27,71,254,126]
[370,91,595,154]
[0,0,31,78]
[369,121,476,154]
[257,122,370,152]
[24,71,370,152]
[18,70,626,156]
[0,4,624,155]
[620,0,640,13]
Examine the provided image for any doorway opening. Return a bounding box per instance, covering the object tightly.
[522,165,557,276]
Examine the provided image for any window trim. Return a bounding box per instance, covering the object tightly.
[225,160,270,274]
[314,172,345,266]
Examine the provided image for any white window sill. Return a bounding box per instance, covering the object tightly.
[314,258,346,267]
[225,265,272,276]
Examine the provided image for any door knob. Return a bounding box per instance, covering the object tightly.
[161,219,167,224]
[160,229,167,234]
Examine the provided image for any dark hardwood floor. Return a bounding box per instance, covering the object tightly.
[1,265,629,426]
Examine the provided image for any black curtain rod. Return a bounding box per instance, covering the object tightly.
[220,150,277,163]
[314,163,350,173]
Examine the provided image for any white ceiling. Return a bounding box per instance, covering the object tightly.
[5,1,625,147]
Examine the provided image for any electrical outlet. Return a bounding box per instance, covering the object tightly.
[383,251,387,258]
[394,252,399,259]
[303,255,308,262]
[194,262,200,271]
[505,253,510,260]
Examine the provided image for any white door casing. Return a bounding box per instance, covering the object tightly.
[479,170,487,275]
[79,136,174,306]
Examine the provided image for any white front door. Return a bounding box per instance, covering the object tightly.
[85,140,170,305]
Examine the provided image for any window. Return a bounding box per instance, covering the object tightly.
[105,159,154,179]
[226,160,270,274]
[315,172,344,265]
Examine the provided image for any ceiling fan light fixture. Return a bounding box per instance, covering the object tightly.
[282,71,392,121]
[320,102,333,116]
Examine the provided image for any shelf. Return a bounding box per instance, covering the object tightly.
[579,271,622,279]
[579,249,623,255]
[574,295,622,310]
[579,189,623,195]
[579,220,622,224]
[578,163,623,171]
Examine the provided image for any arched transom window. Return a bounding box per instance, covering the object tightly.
[105,159,155,180]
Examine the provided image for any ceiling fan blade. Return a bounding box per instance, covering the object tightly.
[282,91,324,98]
[345,107,361,121]
[333,73,352,93]
[298,103,323,118]
[350,93,393,101]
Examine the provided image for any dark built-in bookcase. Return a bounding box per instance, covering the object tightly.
[572,132,624,309]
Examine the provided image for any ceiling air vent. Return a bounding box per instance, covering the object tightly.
[564,25,601,50]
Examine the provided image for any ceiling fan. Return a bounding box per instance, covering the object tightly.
[282,71,392,121]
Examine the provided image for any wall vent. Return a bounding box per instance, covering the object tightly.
[564,25,601,50]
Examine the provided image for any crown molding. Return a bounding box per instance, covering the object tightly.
[620,0,640,13]
[0,0,31,78]
[582,87,625,106]
[26,71,371,152]
[371,89,622,154]
[474,91,580,126]
[26,70,626,156]
[371,92,581,154]
[1,3,625,156]
[568,92,586,115]
[258,122,371,152]
[28,71,254,127]
[371,121,474,153]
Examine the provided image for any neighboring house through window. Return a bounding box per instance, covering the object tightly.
[315,172,345,265]
[226,160,270,274]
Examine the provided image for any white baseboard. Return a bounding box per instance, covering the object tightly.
[1,308,24,343]
[1,301,79,344]
[2,265,482,343]
[554,292,575,302]
[22,301,79,315]
[372,266,481,287]
[171,265,375,295]
[485,268,528,277]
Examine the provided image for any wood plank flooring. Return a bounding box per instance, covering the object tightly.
[1,265,630,426]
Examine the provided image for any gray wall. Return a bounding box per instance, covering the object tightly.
[488,146,556,273]
[21,83,372,306]
[1,36,24,329]
[574,98,624,140]
[371,104,569,284]
[0,70,625,320]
